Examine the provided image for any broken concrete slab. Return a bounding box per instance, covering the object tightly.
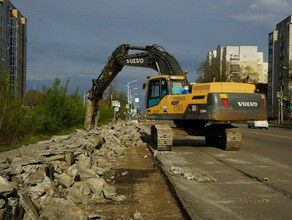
[87,177,105,195]
[19,193,39,220]
[65,187,84,204]
[27,170,45,185]
[102,183,117,199]
[72,182,91,196]
[39,198,87,220]
[0,176,14,196]
[0,121,147,219]
[54,172,74,188]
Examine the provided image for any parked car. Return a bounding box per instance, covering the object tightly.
[247,120,269,129]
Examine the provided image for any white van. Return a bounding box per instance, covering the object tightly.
[247,120,269,129]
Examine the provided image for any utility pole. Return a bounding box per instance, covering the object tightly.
[280,85,283,124]
[279,66,289,124]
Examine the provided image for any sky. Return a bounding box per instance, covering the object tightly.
[11,0,292,98]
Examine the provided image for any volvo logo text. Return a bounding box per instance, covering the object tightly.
[237,102,258,107]
[126,58,144,64]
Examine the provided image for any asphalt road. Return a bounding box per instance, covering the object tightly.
[154,124,292,220]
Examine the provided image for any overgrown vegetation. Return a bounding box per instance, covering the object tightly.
[196,57,222,83]
[0,76,126,151]
[34,79,85,134]
[0,74,26,146]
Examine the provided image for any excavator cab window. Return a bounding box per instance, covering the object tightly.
[171,81,185,94]
[147,78,168,108]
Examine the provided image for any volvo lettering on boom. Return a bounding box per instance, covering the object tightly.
[126,58,144,64]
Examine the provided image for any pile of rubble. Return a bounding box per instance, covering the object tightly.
[0,121,146,219]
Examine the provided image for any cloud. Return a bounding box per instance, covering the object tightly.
[29,40,107,64]
[249,0,291,12]
[26,40,108,80]
[232,0,292,25]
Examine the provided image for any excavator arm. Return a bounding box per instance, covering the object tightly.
[84,44,186,129]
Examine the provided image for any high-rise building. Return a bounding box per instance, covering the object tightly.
[0,0,27,97]
[268,15,292,122]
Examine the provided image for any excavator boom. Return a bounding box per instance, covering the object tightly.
[84,44,186,129]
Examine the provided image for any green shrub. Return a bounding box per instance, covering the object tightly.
[98,100,114,125]
[36,78,85,134]
[0,74,26,145]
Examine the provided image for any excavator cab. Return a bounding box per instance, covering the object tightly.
[144,75,189,109]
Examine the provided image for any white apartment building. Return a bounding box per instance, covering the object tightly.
[210,45,268,83]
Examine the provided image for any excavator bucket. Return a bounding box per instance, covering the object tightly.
[84,97,99,130]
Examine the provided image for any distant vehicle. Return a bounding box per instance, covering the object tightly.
[247,120,269,129]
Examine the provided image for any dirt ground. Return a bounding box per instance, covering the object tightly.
[87,145,188,219]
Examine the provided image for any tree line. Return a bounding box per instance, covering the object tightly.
[196,57,259,83]
[0,75,126,149]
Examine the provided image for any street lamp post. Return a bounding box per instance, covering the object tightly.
[130,91,138,111]
[279,66,290,124]
[127,80,137,120]
[279,85,283,124]
[278,67,284,124]
[129,88,138,120]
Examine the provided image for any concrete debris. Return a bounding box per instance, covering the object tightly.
[103,183,117,199]
[170,166,184,175]
[170,166,217,182]
[133,210,144,220]
[263,177,269,181]
[112,194,127,202]
[87,177,105,195]
[19,193,39,220]
[0,176,14,196]
[39,198,87,220]
[54,172,74,188]
[0,121,145,219]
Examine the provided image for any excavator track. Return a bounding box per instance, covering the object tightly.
[205,124,241,151]
[151,124,173,151]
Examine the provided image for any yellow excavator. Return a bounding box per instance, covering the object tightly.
[85,44,267,151]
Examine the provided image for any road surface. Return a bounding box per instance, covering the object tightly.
[154,124,292,220]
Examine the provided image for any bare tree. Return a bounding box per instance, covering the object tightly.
[239,66,258,83]
[196,57,221,83]
[196,56,261,84]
